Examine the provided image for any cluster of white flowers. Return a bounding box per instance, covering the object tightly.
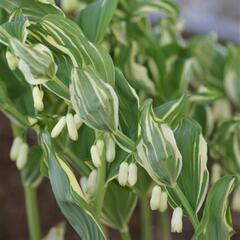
[51,113,83,141]
[118,162,138,187]
[150,185,168,212]
[10,137,29,170]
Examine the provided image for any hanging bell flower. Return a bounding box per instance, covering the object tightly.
[74,114,83,130]
[171,207,183,233]
[32,86,44,112]
[150,185,161,210]
[86,170,97,195]
[61,0,79,13]
[105,134,116,163]
[16,143,29,170]
[79,176,88,194]
[159,191,168,212]
[90,145,102,168]
[66,113,78,141]
[6,51,19,70]
[118,162,129,186]
[128,163,138,186]
[51,116,66,138]
[10,137,23,161]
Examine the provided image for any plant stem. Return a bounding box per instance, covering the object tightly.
[139,195,152,240]
[24,186,41,240]
[174,184,199,229]
[159,211,171,240]
[120,226,131,240]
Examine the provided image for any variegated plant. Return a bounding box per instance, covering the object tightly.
[0,0,239,240]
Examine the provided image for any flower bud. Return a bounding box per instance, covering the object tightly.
[61,0,79,13]
[118,162,129,186]
[232,186,240,212]
[10,137,23,161]
[171,207,183,233]
[105,134,116,162]
[79,176,88,194]
[150,185,161,210]
[159,191,168,212]
[16,143,29,170]
[96,139,104,157]
[86,170,97,195]
[128,163,137,186]
[28,117,38,126]
[90,145,101,168]
[51,116,66,138]
[32,86,44,111]
[66,113,78,141]
[74,114,83,130]
[6,51,19,70]
[211,163,221,184]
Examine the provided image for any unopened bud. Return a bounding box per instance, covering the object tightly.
[118,162,129,186]
[10,137,23,161]
[28,117,38,126]
[66,113,78,141]
[211,163,221,184]
[90,145,101,168]
[96,139,104,157]
[105,134,116,162]
[86,170,97,195]
[32,86,44,111]
[61,0,79,12]
[16,143,29,170]
[79,176,88,194]
[128,163,137,186]
[159,191,168,212]
[6,51,19,70]
[51,116,66,138]
[74,114,83,129]
[150,185,161,210]
[232,186,240,212]
[171,207,183,233]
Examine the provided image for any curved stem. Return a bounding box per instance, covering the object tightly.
[120,226,131,240]
[173,184,199,229]
[139,195,152,240]
[24,186,41,240]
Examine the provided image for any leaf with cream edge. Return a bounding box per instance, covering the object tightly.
[70,67,119,132]
[40,131,106,240]
[192,176,236,240]
[29,14,115,86]
[167,118,209,214]
[101,181,137,231]
[77,0,118,43]
[139,99,182,187]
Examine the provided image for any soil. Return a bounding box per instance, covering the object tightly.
[0,113,239,240]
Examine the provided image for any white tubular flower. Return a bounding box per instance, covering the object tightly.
[51,116,66,138]
[32,86,44,112]
[150,185,161,210]
[90,145,102,168]
[74,114,83,130]
[61,0,79,12]
[10,137,23,161]
[159,191,168,212]
[171,207,183,233]
[79,176,88,194]
[211,163,222,184]
[16,143,29,170]
[105,134,116,163]
[232,186,240,212]
[128,163,138,186]
[86,170,97,195]
[118,162,129,186]
[96,139,104,157]
[6,51,19,70]
[66,113,78,141]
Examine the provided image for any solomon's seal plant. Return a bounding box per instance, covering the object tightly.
[0,0,239,239]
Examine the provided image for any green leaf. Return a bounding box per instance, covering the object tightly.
[114,68,139,141]
[70,67,119,132]
[139,99,182,186]
[40,131,106,240]
[77,0,118,43]
[193,176,236,240]
[167,119,209,213]
[101,181,137,231]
